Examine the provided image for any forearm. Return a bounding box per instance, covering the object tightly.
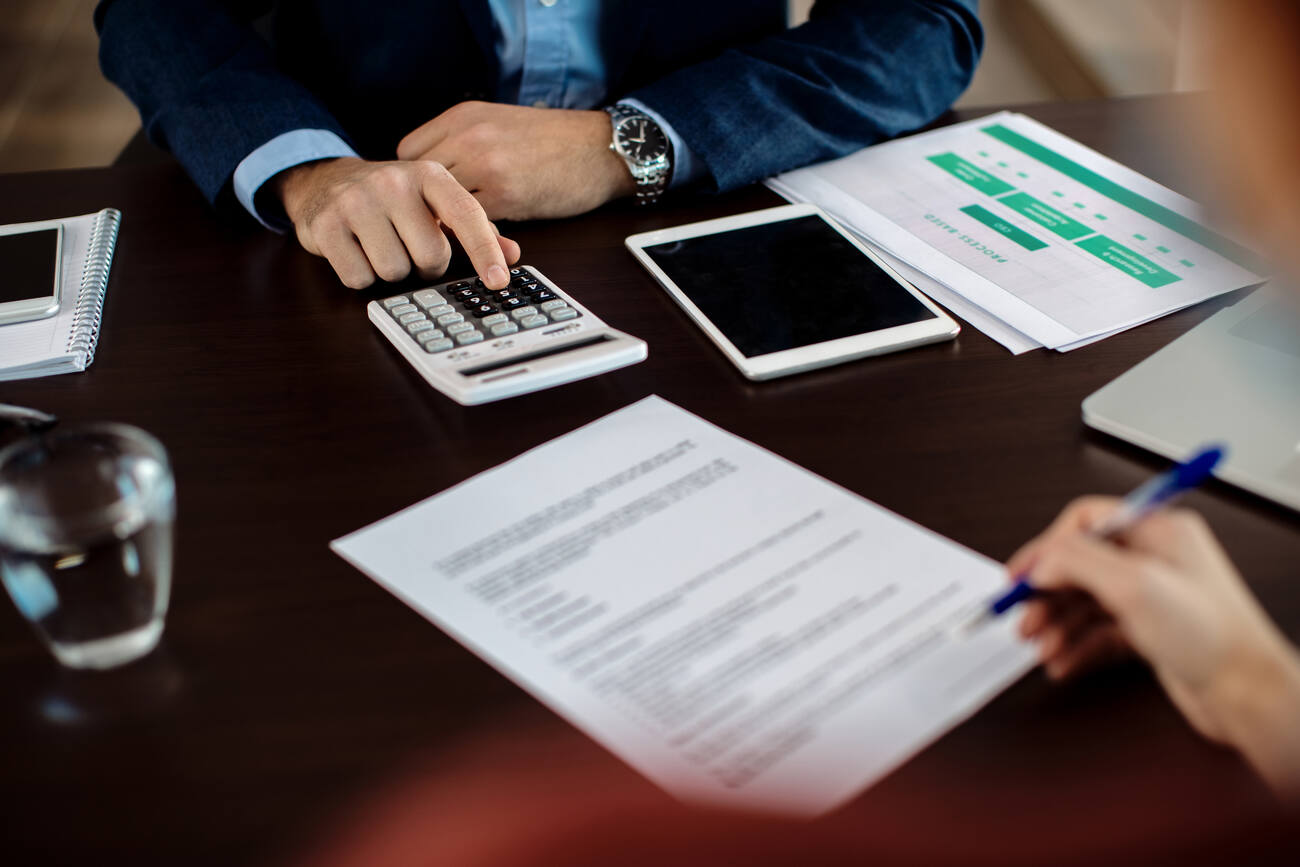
[626,0,981,191]
[1217,636,1300,800]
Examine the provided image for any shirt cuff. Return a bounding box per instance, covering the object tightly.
[617,98,705,191]
[232,129,359,230]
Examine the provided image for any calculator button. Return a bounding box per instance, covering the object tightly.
[382,296,410,309]
[427,304,454,317]
[548,306,578,321]
[412,289,445,309]
[448,281,470,291]
[490,322,519,337]
[446,321,475,335]
[539,299,567,312]
[389,303,417,317]
[456,330,485,345]
[494,289,519,300]
[509,268,527,279]
[502,297,526,310]
[520,314,548,329]
[423,337,454,353]
[471,304,498,318]
[398,311,426,325]
[531,289,556,302]
[407,320,436,334]
[463,295,487,307]
[436,312,464,326]
[452,288,477,300]
[511,306,538,321]
[482,313,508,326]
[417,328,445,343]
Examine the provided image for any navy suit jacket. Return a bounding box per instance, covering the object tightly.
[95,0,981,209]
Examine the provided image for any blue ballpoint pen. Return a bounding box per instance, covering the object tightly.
[963,445,1226,633]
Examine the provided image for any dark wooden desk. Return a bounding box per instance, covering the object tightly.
[2,96,1297,865]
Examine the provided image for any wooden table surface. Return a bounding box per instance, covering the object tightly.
[2,96,1297,865]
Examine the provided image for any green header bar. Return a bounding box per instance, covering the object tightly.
[927,153,1016,197]
[997,191,1093,241]
[961,204,1048,251]
[1076,234,1181,288]
[981,123,1262,272]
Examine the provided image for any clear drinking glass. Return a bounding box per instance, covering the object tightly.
[0,423,175,669]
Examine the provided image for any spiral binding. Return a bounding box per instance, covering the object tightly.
[65,208,121,365]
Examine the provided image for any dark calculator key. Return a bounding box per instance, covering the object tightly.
[473,277,486,287]
[463,295,487,307]
[471,304,497,317]
[511,275,537,288]
[452,287,477,300]
[502,297,526,310]
[531,289,556,302]
[509,268,527,278]
[448,281,470,291]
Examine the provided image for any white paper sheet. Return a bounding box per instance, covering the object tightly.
[768,112,1264,352]
[332,397,1035,816]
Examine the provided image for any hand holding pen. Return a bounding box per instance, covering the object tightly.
[973,445,1300,798]
[965,446,1224,633]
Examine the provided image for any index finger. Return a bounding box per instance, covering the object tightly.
[1005,496,1124,578]
[419,163,510,289]
[397,115,448,162]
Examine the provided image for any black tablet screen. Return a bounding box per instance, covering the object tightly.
[642,215,936,358]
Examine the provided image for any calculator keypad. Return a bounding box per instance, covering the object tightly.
[380,268,581,354]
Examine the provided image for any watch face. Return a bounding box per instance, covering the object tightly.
[616,116,668,165]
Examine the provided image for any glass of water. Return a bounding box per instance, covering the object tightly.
[0,423,175,669]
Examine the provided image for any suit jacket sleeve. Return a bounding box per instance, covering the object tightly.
[625,0,983,192]
[95,0,354,205]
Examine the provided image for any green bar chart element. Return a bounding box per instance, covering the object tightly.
[981,123,1262,271]
[1076,235,1181,287]
[998,192,1093,241]
[927,153,1016,196]
[961,204,1048,251]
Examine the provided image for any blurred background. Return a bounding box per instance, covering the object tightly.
[1,0,1206,174]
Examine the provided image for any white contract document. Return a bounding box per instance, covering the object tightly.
[332,397,1035,816]
[769,112,1264,351]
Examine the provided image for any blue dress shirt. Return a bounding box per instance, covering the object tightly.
[234,0,700,228]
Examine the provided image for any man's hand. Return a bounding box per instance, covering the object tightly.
[273,157,520,290]
[396,102,635,221]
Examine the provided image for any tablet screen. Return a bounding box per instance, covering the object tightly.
[642,215,937,358]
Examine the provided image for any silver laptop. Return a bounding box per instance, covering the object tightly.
[1083,286,1300,512]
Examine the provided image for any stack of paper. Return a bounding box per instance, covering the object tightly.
[768,112,1264,353]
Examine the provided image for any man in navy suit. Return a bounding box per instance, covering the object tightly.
[96,1,982,290]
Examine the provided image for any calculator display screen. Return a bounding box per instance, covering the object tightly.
[0,228,59,304]
[642,215,936,358]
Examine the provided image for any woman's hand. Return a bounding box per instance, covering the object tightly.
[1008,496,1300,797]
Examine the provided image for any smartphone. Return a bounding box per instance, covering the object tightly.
[0,222,62,326]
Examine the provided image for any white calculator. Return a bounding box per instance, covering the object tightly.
[368,266,647,405]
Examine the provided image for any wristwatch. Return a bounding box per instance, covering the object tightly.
[605,104,673,205]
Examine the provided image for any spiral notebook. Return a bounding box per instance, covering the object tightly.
[0,208,120,381]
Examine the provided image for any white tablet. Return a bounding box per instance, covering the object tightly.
[626,204,958,380]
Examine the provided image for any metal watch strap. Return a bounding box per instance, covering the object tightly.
[605,104,671,205]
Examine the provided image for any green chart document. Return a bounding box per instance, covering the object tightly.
[769,112,1263,351]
